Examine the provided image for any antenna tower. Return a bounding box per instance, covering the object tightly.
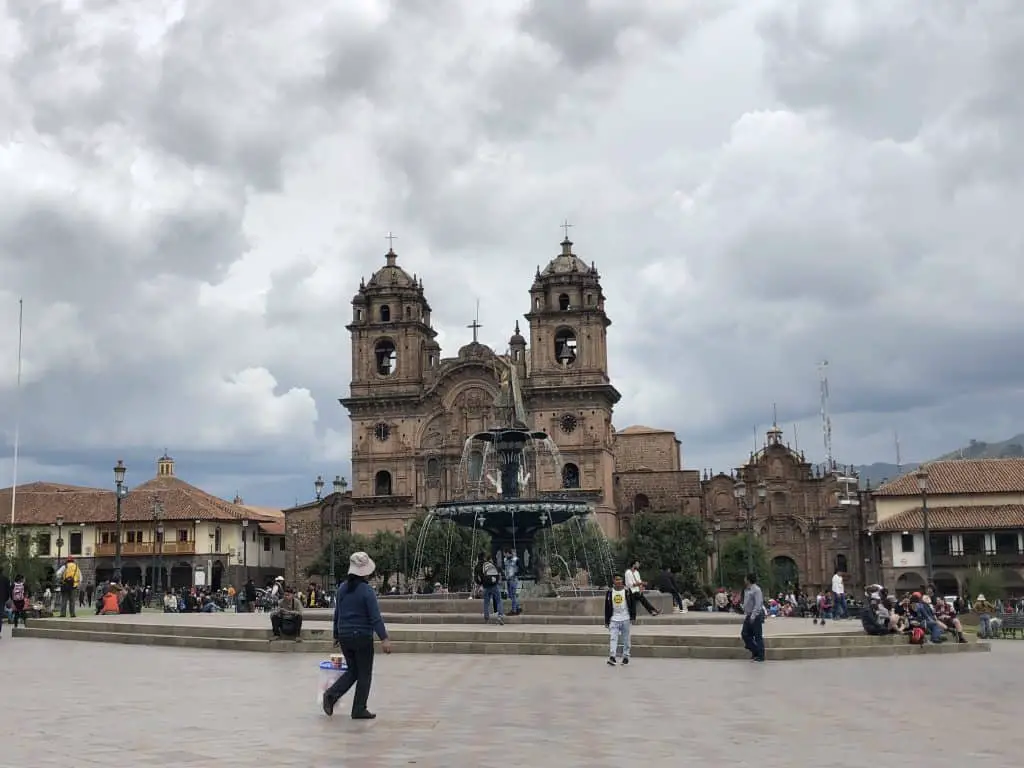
[895,430,902,473]
[819,360,833,473]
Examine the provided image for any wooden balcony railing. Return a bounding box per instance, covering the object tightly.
[93,541,197,557]
[932,552,1024,568]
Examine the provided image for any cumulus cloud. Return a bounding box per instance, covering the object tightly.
[0,0,1021,504]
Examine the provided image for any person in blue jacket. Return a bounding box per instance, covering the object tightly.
[322,551,392,720]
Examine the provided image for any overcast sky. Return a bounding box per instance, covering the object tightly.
[1,0,1021,507]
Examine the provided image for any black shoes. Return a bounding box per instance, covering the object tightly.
[607,656,616,666]
[621,657,629,665]
[323,694,376,721]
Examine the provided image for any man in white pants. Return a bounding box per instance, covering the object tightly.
[604,574,637,666]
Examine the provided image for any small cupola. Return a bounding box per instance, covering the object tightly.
[157,452,175,477]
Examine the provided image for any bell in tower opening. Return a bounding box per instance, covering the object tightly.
[555,328,577,366]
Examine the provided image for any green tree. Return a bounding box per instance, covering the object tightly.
[543,517,618,587]
[367,529,403,592]
[1,530,55,596]
[964,567,1004,602]
[619,513,711,593]
[404,512,490,591]
[305,530,369,583]
[717,534,770,591]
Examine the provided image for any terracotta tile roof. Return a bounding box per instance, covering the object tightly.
[0,476,281,526]
[258,520,286,536]
[872,504,1024,532]
[617,425,674,436]
[874,458,1024,496]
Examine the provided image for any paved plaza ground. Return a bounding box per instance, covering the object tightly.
[2,635,1022,767]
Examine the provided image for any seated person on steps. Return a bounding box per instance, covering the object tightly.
[860,592,897,635]
[271,585,303,642]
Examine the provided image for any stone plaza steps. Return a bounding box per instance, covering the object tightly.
[11,617,991,661]
[328,612,744,626]
[370,594,679,616]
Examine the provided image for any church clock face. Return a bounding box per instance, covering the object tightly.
[559,414,578,434]
[374,422,391,442]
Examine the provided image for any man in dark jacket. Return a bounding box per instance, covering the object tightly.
[655,567,685,613]
[0,571,11,637]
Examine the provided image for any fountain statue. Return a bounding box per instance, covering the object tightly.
[430,356,593,579]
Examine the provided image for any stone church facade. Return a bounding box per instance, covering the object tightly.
[336,235,867,592]
[342,236,621,536]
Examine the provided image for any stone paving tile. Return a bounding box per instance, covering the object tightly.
[1,637,1021,767]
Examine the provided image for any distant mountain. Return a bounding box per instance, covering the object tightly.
[853,433,1024,488]
[854,461,920,489]
[932,434,1024,461]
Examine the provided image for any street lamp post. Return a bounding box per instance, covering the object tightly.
[113,460,128,580]
[151,497,164,592]
[290,525,298,586]
[315,475,325,502]
[713,518,722,587]
[733,479,768,575]
[917,466,933,587]
[208,529,215,589]
[241,519,250,590]
[55,515,64,566]
[327,475,345,591]
[705,529,715,586]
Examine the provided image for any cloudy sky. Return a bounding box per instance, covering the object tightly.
[1,0,1021,506]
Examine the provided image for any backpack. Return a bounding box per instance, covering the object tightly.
[482,561,499,587]
[12,582,25,601]
[909,627,926,645]
[62,563,77,590]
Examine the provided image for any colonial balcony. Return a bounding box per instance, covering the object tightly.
[93,541,197,557]
[932,552,1024,569]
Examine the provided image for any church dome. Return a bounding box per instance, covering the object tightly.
[457,341,494,359]
[540,239,594,277]
[367,250,416,289]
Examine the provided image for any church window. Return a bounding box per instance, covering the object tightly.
[426,458,441,478]
[355,308,363,321]
[558,293,571,311]
[562,463,580,489]
[379,304,391,322]
[834,553,848,573]
[374,470,393,496]
[585,294,593,306]
[405,306,412,319]
[468,450,484,482]
[428,353,436,368]
[559,414,577,434]
[374,340,397,376]
[374,422,391,441]
[534,297,542,310]
[554,328,577,366]
[634,493,650,512]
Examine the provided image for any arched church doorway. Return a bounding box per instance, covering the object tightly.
[771,556,799,593]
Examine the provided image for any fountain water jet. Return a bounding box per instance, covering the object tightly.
[432,359,592,579]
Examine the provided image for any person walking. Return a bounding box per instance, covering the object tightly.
[503,548,521,616]
[476,552,505,625]
[323,552,392,720]
[604,574,636,666]
[0,570,10,638]
[741,572,765,663]
[831,568,846,619]
[55,556,81,618]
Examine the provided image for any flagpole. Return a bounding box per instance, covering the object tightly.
[10,298,23,527]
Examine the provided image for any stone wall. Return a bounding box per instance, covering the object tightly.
[613,431,680,472]
[284,503,325,588]
[614,469,702,515]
